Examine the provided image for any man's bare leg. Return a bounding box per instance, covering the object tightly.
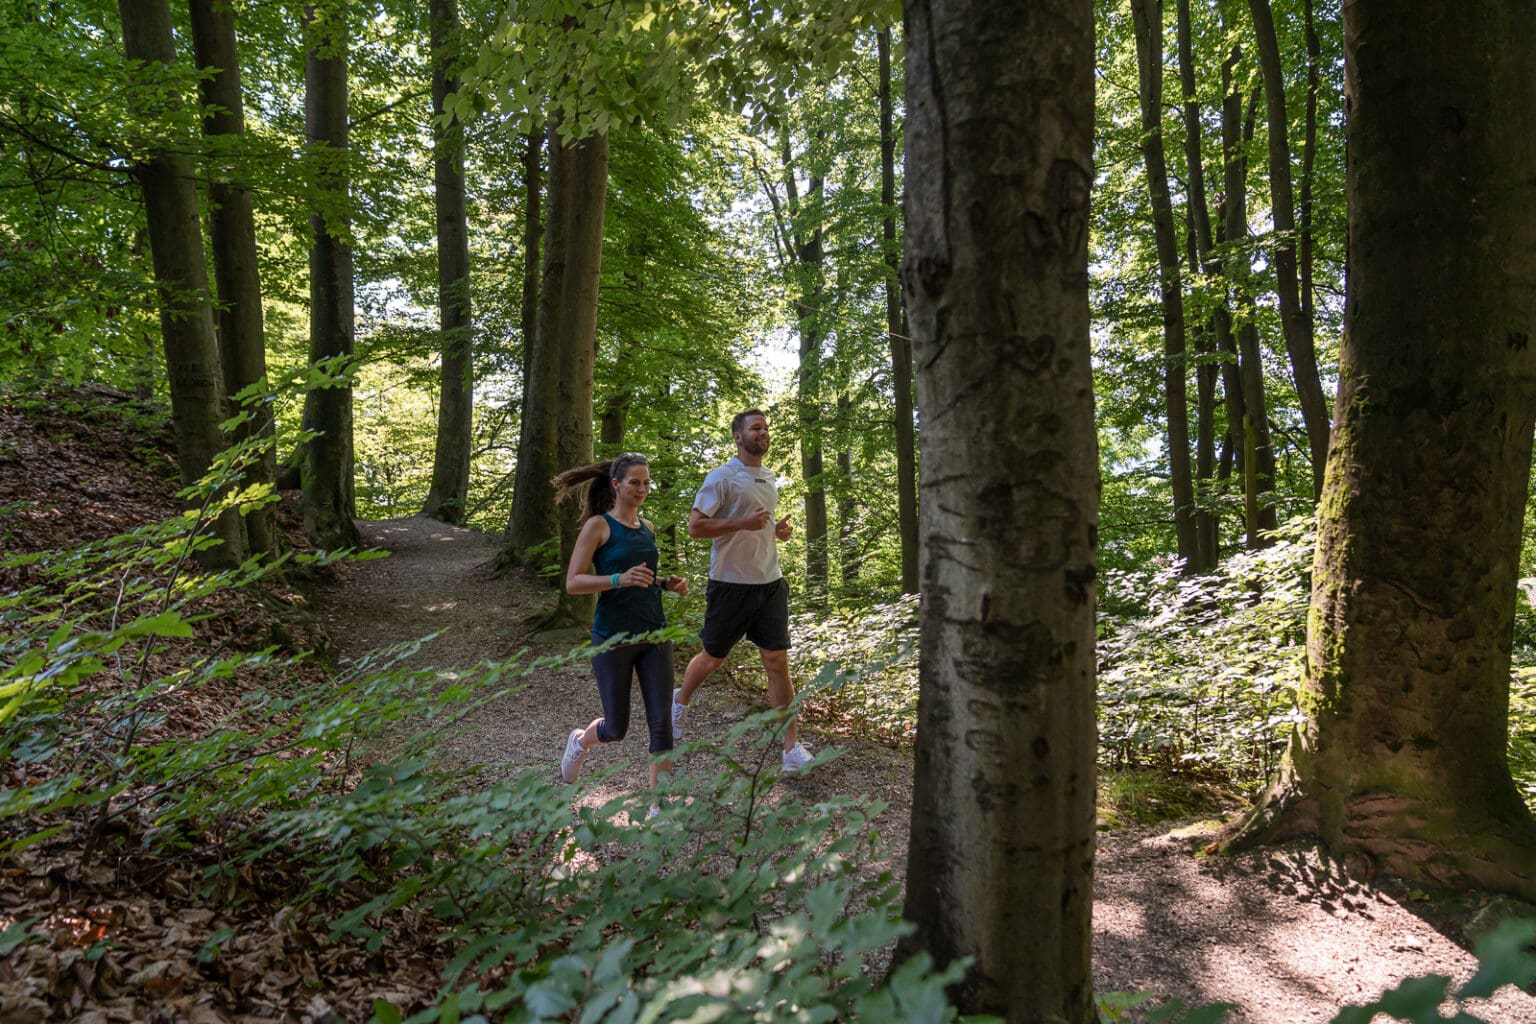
[759,647,798,751]
[677,649,724,706]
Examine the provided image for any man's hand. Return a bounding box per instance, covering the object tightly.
[774,514,793,541]
[741,506,772,532]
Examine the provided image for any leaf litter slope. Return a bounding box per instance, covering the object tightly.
[320,515,1536,1024]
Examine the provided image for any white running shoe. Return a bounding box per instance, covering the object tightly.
[670,688,689,741]
[781,741,814,776]
[560,729,588,783]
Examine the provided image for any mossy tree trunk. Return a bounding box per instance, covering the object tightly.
[1233,0,1536,900]
[896,0,1098,1018]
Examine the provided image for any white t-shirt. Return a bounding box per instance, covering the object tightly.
[693,456,782,584]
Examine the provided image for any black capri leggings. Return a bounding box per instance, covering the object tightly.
[592,638,675,754]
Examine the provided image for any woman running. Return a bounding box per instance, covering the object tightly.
[555,453,688,807]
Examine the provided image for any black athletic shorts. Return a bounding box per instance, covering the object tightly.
[700,578,791,657]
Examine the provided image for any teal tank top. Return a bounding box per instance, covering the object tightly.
[591,513,666,640]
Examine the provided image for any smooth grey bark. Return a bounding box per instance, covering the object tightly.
[879,27,919,595]
[299,3,358,550]
[421,0,474,524]
[1234,0,1536,900]
[119,0,246,567]
[501,125,566,569]
[1131,0,1199,570]
[188,0,276,560]
[896,0,1098,1018]
[1248,0,1329,499]
[551,132,608,628]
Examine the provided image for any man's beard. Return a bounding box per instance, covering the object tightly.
[743,438,769,456]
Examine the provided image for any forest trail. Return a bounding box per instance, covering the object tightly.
[313,516,1536,1024]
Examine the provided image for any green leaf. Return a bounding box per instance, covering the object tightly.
[122,610,194,639]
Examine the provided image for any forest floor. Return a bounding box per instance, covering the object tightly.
[309,514,1536,1024]
[4,390,1536,1023]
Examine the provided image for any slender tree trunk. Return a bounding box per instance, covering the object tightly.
[299,3,358,550]
[1220,38,1277,546]
[1248,0,1329,499]
[1177,0,1219,570]
[188,0,276,559]
[599,340,632,447]
[783,138,829,605]
[879,27,919,595]
[422,0,474,524]
[119,0,246,567]
[836,389,858,591]
[1132,0,1198,570]
[501,126,567,569]
[520,131,542,388]
[1234,0,1536,900]
[552,132,608,628]
[897,0,1097,1018]
[1300,0,1319,334]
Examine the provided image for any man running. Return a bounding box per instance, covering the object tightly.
[670,409,813,774]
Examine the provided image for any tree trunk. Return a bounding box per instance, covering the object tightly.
[1131,0,1199,571]
[501,125,565,569]
[1233,0,1536,900]
[1299,0,1319,340]
[188,0,276,560]
[1220,39,1277,547]
[879,27,919,595]
[299,3,358,550]
[783,137,829,605]
[1176,0,1219,570]
[599,337,632,448]
[836,392,858,592]
[552,132,608,628]
[421,0,474,524]
[520,131,542,388]
[897,0,1098,1018]
[119,0,246,567]
[1248,0,1329,499]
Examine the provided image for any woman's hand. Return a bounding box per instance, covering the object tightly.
[664,575,689,597]
[620,564,656,588]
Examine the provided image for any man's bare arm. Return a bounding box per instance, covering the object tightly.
[689,506,771,538]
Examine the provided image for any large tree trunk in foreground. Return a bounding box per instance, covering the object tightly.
[120,0,246,567]
[421,0,474,524]
[897,0,1098,1018]
[299,4,358,550]
[189,0,277,559]
[1233,0,1536,901]
[501,126,565,570]
[878,27,919,595]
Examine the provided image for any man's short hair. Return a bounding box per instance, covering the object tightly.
[731,409,767,438]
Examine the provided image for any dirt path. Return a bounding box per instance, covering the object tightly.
[312,516,1536,1023]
